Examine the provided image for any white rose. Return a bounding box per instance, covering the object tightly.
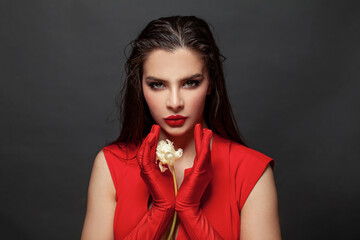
[156,139,183,172]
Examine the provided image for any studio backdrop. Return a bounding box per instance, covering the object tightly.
[1,0,359,239]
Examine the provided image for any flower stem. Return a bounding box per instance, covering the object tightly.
[167,166,177,240]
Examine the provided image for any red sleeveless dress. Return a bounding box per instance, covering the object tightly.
[103,133,274,239]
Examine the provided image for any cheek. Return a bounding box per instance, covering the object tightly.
[143,91,161,116]
[187,90,208,112]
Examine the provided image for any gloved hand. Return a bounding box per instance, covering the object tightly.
[175,123,223,239]
[124,125,175,239]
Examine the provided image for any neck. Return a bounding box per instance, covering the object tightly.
[164,129,194,150]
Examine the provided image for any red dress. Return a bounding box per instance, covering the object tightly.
[103,133,274,239]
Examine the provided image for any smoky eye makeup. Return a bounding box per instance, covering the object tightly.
[183,79,202,88]
[144,73,205,90]
[146,81,166,90]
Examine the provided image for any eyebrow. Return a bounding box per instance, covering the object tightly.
[144,73,204,82]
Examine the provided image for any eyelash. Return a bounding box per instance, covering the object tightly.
[147,80,201,90]
[184,80,200,88]
[148,82,165,89]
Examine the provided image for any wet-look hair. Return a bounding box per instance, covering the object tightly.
[113,16,246,146]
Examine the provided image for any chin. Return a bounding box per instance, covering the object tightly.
[164,128,187,137]
[161,125,193,138]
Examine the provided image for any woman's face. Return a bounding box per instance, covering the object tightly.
[142,48,210,138]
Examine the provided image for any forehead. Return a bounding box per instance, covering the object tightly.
[142,48,205,79]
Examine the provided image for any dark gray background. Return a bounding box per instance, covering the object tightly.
[1,0,359,239]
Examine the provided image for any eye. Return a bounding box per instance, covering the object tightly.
[147,82,165,90]
[183,80,200,88]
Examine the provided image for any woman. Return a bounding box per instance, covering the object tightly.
[81,16,281,239]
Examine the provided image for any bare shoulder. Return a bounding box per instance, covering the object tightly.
[240,165,282,239]
[249,165,276,198]
[89,150,115,197]
[81,150,116,240]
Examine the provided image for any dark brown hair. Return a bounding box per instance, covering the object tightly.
[112,16,246,146]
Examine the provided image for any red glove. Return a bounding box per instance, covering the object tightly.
[175,124,223,239]
[124,125,175,239]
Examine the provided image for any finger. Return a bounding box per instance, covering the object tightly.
[150,124,156,133]
[151,125,161,145]
[194,123,203,155]
[137,140,146,168]
[201,129,212,156]
[195,129,212,171]
[147,132,155,147]
[151,124,159,133]
[142,138,153,172]
[138,129,156,169]
[149,125,160,158]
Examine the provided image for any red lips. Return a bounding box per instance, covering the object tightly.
[164,115,187,127]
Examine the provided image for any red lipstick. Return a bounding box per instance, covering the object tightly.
[164,115,187,127]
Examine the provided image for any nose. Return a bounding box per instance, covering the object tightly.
[166,89,184,112]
